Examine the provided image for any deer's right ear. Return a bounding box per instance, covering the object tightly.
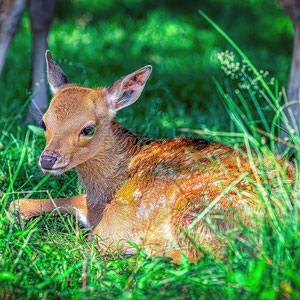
[45,50,70,95]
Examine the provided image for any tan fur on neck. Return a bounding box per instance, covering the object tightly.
[76,121,143,206]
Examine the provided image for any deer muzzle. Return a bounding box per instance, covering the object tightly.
[39,150,62,170]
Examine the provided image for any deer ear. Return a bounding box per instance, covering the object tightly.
[105,65,152,111]
[45,50,70,95]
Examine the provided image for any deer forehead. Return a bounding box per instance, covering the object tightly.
[45,86,107,127]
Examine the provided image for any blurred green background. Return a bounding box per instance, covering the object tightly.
[0,0,293,137]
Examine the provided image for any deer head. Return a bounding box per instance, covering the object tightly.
[39,50,152,176]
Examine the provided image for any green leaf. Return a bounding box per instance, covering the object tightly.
[0,272,16,281]
[28,125,44,137]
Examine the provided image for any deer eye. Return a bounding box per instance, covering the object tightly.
[81,125,96,137]
[41,121,46,131]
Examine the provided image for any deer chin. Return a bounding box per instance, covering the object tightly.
[41,167,67,177]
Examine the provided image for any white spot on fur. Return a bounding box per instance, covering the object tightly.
[176,174,188,180]
[212,149,225,154]
[75,209,90,227]
[136,203,149,219]
[136,196,167,219]
[211,180,226,186]
[236,199,252,212]
[184,159,195,166]
[214,204,224,210]
[118,197,127,204]
[159,222,173,240]
[133,189,142,199]
[194,182,204,189]
[237,199,248,206]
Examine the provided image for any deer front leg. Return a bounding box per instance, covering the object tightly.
[25,0,56,123]
[0,0,27,77]
[8,194,88,224]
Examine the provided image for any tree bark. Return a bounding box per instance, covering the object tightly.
[277,0,300,153]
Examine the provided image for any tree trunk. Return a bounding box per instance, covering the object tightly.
[277,0,300,153]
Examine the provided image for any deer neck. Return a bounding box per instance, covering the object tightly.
[76,121,143,207]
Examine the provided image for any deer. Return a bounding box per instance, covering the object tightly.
[8,51,292,264]
[0,0,56,123]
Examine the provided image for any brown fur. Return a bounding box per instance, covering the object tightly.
[9,57,294,264]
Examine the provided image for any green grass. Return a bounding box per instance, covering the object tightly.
[0,0,299,298]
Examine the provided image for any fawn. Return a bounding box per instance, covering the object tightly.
[9,51,285,263]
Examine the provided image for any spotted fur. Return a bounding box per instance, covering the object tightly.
[9,54,295,264]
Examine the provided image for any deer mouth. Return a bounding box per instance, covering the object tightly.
[39,151,70,176]
[39,160,70,176]
[41,166,67,177]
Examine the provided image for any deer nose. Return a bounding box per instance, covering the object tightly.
[40,154,58,170]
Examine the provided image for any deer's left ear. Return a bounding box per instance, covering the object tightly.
[105,65,152,111]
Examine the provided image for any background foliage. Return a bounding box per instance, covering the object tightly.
[0,0,293,134]
[0,0,299,299]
